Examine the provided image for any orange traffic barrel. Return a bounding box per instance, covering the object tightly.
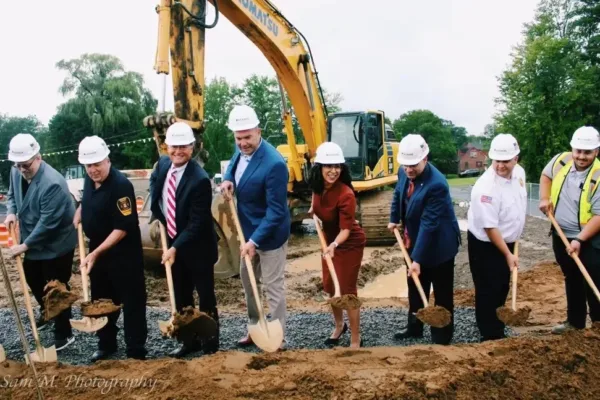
[136,196,144,213]
[0,224,9,247]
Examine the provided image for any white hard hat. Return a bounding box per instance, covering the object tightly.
[78,136,110,164]
[227,104,260,131]
[315,142,345,164]
[489,133,520,161]
[8,133,40,162]
[165,122,195,146]
[397,134,429,165]
[570,126,600,150]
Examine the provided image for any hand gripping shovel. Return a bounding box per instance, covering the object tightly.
[549,212,600,303]
[393,228,451,328]
[69,224,108,333]
[313,215,362,310]
[157,222,217,342]
[8,224,57,363]
[497,241,531,326]
[229,199,283,353]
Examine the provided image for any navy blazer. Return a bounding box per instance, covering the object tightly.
[224,139,290,251]
[390,163,460,266]
[149,156,218,265]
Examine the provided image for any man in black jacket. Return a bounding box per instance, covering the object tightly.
[150,122,219,357]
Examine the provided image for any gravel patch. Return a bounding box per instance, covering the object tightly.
[0,306,513,365]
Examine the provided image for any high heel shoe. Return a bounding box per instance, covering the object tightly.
[324,323,348,345]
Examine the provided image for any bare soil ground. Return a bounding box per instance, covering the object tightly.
[2,211,596,399]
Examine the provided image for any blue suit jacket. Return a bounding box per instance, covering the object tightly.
[390,163,460,266]
[224,140,290,250]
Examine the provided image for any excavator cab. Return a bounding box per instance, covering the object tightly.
[327,111,396,184]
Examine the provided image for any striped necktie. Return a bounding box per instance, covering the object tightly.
[166,169,177,238]
[404,180,415,249]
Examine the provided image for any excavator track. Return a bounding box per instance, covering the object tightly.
[356,189,397,246]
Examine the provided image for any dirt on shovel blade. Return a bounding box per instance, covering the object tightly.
[164,307,217,343]
[42,280,78,321]
[497,305,532,326]
[328,294,362,310]
[81,299,122,317]
[416,306,452,328]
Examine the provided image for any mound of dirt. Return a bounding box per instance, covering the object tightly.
[497,305,532,326]
[42,280,78,321]
[169,307,217,343]
[417,305,452,328]
[329,294,362,310]
[81,299,122,317]
[4,326,600,399]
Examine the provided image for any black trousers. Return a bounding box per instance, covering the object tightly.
[552,233,600,329]
[89,252,148,355]
[170,246,219,347]
[407,257,455,345]
[468,231,516,341]
[23,250,75,340]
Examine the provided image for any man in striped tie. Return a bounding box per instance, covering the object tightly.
[149,122,220,358]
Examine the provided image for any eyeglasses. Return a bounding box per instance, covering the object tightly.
[14,158,36,170]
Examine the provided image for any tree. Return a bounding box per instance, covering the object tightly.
[392,110,459,174]
[0,114,46,187]
[495,0,599,178]
[46,53,158,173]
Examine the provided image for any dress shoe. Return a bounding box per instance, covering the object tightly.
[394,328,423,340]
[169,341,202,358]
[324,323,348,345]
[237,334,254,347]
[91,348,117,363]
[127,347,147,360]
[551,321,579,335]
[55,336,75,351]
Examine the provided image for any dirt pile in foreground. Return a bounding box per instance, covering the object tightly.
[3,325,600,399]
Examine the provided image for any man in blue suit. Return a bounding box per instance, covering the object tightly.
[221,105,290,347]
[388,134,460,345]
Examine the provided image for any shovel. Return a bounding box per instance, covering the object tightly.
[496,241,531,326]
[393,228,451,328]
[313,215,362,310]
[0,245,45,399]
[8,224,57,363]
[69,224,108,333]
[228,198,283,353]
[0,344,4,362]
[548,212,600,302]
[157,222,217,342]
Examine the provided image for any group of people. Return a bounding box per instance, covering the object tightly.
[4,101,600,363]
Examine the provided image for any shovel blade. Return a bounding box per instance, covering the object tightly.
[248,319,284,353]
[0,345,5,362]
[70,316,108,333]
[158,319,172,336]
[25,345,58,364]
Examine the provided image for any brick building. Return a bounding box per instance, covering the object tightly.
[457,143,488,174]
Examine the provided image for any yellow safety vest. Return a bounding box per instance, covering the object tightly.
[550,152,600,227]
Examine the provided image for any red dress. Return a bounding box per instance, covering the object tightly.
[313,181,366,296]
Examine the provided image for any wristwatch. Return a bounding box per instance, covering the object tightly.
[574,237,585,244]
[333,241,339,248]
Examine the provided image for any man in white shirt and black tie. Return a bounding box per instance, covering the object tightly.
[149,122,220,357]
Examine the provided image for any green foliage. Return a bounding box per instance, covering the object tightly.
[392,110,466,174]
[495,0,600,178]
[46,53,158,173]
[0,114,47,187]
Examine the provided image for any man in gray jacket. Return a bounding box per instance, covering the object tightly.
[5,133,77,350]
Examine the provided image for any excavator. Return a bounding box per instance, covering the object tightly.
[140,0,401,277]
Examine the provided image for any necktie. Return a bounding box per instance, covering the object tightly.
[166,169,177,238]
[404,180,415,249]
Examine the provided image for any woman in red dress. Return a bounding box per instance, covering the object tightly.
[309,142,366,348]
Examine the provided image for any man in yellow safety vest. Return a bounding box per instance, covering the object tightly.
[539,126,600,333]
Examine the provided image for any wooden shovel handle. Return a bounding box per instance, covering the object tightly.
[548,212,600,302]
[313,216,341,298]
[158,223,178,315]
[77,223,90,303]
[8,224,43,351]
[511,241,519,311]
[228,199,268,328]
[393,228,428,307]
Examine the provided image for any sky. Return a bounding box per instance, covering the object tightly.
[0,0,540,136]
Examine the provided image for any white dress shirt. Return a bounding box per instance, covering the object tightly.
[467,164,527,243]
[160,163,187,218]
[234,139,263,185]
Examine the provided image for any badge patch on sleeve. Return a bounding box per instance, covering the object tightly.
[117,197,132,216]
[480,195,493,204]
